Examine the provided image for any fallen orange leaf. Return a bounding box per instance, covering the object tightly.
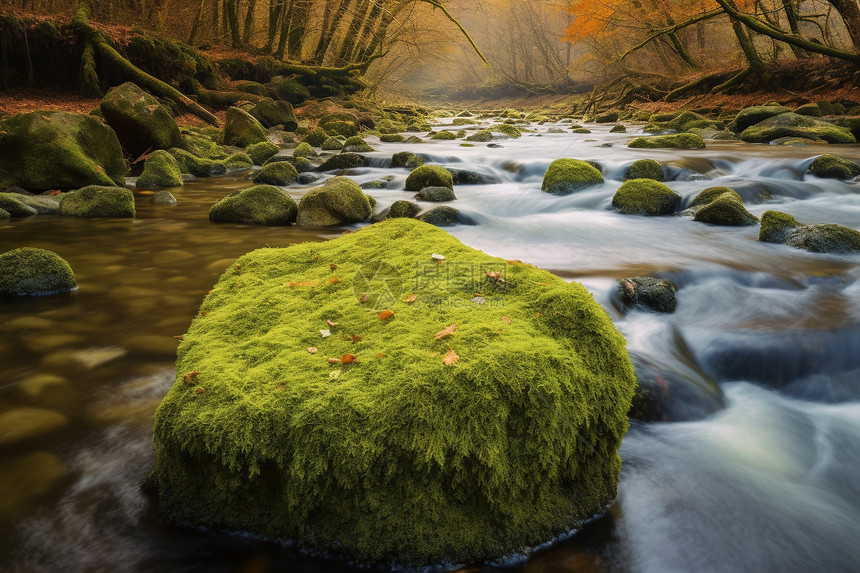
[50,190,61,196]
[330,264,338,271]
[183,371,199,384]
[194,387,205,395]
[404,294,418,303]
[341,353,357,364]
[444,347,459,365]
[288,280,319,287]
[501,316,511,324]
[327,319,339,326]
[330,277,340,284]
[359,294,371,304]
[378,310,394,320]
[352,335,362,343]
[435,323,457,340]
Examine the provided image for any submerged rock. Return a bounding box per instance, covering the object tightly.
[209,185,297,225]
[0,407,69,446]
[100,82,180,156]
[739,113,855,144]
[628,133,705,150]
[150,218,635,565]
[541,158,604,195]
[405,165,453,192]
[0,452,67,516]
[151,190,177,206]
[0,247,76,295]
[448,168,501,185]
[296,176,372,226]
[59,185,135,218]
[688,187,758,226]
[136,150,183,188]
[759,210,860,253]
[252,162,299,186]
[223,107,268,148]
[0,111,127,191]
[808,154,860,179]
[616,276,677,313]
[611,179,680,216]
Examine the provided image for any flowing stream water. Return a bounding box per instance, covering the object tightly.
[2,118,860,572]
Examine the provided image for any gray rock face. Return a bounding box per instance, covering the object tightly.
[418,206,459,227]
[415,186,457,202]
[616,276,677,313]
[100,82,181,156]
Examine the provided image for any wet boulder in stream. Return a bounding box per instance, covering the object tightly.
[58,185,135,218]
[759,211,860,254]
[612,179,681,216]
[296,176,372,226]
[405,165,453,192]
[223,107,268,148]
[616,276,678,313]
[415,186,456,202]
[739,113,855,144]
[209,185,297,225]
[0,247,76,296]
[688,187,758,226]
[150,218,636,565]
[808,154,860,179]
[541,158,604,195]
[99,82,181,156]
[136,150,183,188]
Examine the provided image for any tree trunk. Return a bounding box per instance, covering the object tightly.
[242,0,257,45]
[827,0,860,52]
[286,0,312,61]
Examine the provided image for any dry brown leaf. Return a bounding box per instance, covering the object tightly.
[183,371,199,385]
[359,294,371,304]
[194,387,205,395]
[501,316,511,324]
[330,264,338,271]
[378,310,394,320]
[327,319,339,326]
[444,347,459,366]
[404,294,418,304]
[327,357,340,364]
[330,277,340,284]
[435,323,457,340]
[341,354,357,364]
[288,280,319,287]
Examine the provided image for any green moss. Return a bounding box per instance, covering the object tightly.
[380,134,405,143]
[610,125,626,133]
[0,194,37,217]
[252,162,298,186]
[237,81,268,96]
[387,200,421,219]
[392,152,424,169]
[431,130,457,140]
[302,129,329,147]
[739,113,855,144]
[136,150,183,188]
[808,154,860,179]
[730,105,791,132]
[180,129,229,160]
[404,135,424,144]
[0,111,127,191]
[296,176,372,226]
[691,188,758,226]
[759,210,803,243]
[594,111,619,123]
[317,153,365,172]
[320,120,359,138]
[58,186,135,218]
[223,107,268,148]
[572,128,592,134]
[466,131,493,142]
[624,159,663,182]
[209,185,297,225]
[649,112,679,123]
[293,142,318,159]
[0,248,76,296]
[100,82,181,156]
[0,208,10,219]
[611,179,680,216]
[415,187,457,202]
[321,137,344,151]
[541,159,604,195]
[417,205,459,226]
[785,224,860,253]
[342,136,374,152]
[170,148,226,177]
[405,165,453,192]
[251,99,298,131]
[491,124,522,138]
[222,152,254,170]
[264,78,311,104]
[628,133,705,150]
[376,119,408,134]
[149,219,635,565]
[245,142,279,166]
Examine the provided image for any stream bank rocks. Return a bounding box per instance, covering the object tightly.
[808,154,860,179]
[739,113,855,144]
[150,218,636,566]
[296,176,372,226]
[759,211,860,254]
[405,165,453,192]
[58,185,135,218]
[136,150,184,188]
[209,185,297,225]
[0,247,76,296]
[100,82,181,156]
[223,106,268,147]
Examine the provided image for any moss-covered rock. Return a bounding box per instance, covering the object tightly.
[317,153,366,172]
[223,107,268,148]
[0,247,76,295]
[572,127,592,134]
[209,185,297,225]
[170,148,227,177]
[245,141,279,166]
[624,159,663,182]
[448,168,501,185]
[594,111,619,123]
[252,162,299,186]
[491,124,522,138]
[611,179,680,216]
[250,98,298,131]
[380,134,405,143]
[795,103,822,117]
[405,165,453,192]
[541,159,604,195]
[150,218,635,565]
[100,82,180,156]
[342,136,374,153]
[731,105,791,132]
[58,186,135,218]
[296,176,372,226]
[616,276,677,313]
[392,152,424,169]
[610,124,627,133]
[237,81,268,96]
[0,111,127,191]
[0,208,11,219]
[387,200,421,219]
[466,131,493,142]
[689,187,758,226]
[136,150,183,188]
[321,137,344,151]
[415,186,456,202]
[808,154,860,179]
[431,130,457,140]
[302,129,329,147]
[758,211,860,253]
[739,113,855,144]
[180,129,229,160]
[292,142,318,158]
[417,206,459,226]
[264,77,311,104]
[223,152,254,170]
[0,194,38,217]
[321,120,359,138]
[628,133,705,150]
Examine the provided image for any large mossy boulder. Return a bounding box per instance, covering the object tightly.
[0,248,76,296]
[100,82,181,156]
[0,194,38,217]
[170,148,227,177]
[405,165,454,192]
[317,153,366,172]
[392,151,424,169]
[209,185,297,225]
[688,187,758,226]
[223,107,268,148]
[611,179,680,216]
[150,218,636,565]
[541,158,604,195]
[252,162,299,186]
[759,211,860,253]
[0,111,127,191]
[342,136,374,153]
[264,77,311,104]
[808,154,860,179]
[739,113,855,144]
[387,200,421,219]
[730,105,791,132]
[136,150,183,188]
[628,133,705,150]
[58,186,135,218]
[245,141,279,166]
[417,206,459,226]
[624,159,663,182]
[296,176,372,226]
[250,98,298,131]
[415,186,457,202]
